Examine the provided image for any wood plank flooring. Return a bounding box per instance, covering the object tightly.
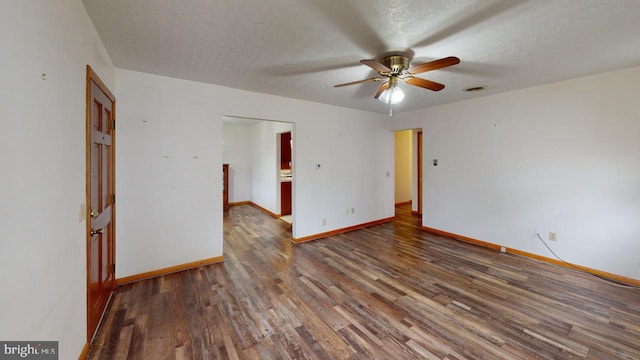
[88,204,640,359]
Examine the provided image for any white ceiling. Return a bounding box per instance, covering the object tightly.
[83,0,640,115]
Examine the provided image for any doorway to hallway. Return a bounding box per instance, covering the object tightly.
[394,128,422,216]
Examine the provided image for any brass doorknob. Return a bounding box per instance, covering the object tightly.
[90,209,99,218]
[90,228,103,236]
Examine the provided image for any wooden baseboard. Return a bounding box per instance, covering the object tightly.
[229,201,250,206]
[410,210,422,217]
[249,202,280,218]
[78,342,90,360]
[421,226,640,286]
[116,256,224,285]
[506,247,640,287]
[293,217,396,243]
[421,226,502,251]
[395,200,411,207]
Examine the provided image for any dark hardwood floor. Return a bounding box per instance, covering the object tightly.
[88,204,640,359]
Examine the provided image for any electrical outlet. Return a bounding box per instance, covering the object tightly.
[346,208,349,215]
[549,232,557,241]
[351,208,355,214]
[322,218,326,226]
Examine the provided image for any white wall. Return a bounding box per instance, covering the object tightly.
[222,124,252,202]
[0,1,115,358]
[115,71,223,277]
[394,130,413,203]
[296,113,395,236]
[394,66,640,280]
[115,68,394,277]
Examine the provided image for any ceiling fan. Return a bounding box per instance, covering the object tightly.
[334,55,460,105]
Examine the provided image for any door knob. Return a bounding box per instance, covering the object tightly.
[90,228,103,236]
[90,209,99,218]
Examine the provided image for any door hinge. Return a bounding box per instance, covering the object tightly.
[112,119,116,130]
[111,194,115,204]
[112,263,116,273]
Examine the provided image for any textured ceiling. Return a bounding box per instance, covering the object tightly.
[83,0,640,114]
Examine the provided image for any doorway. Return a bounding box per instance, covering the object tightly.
[279,131,292,223]
[393,129,422,215]
[86,65,116,341]
[221,116,294,230]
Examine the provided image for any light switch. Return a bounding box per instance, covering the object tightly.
[79,203,86,222]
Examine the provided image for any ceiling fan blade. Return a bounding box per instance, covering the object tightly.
[374,82,389,99]
[407,56,460,75]
[361,59,391,73]
[404,77,446,91]
[334,77,384,87]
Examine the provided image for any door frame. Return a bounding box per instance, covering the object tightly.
[417,130,423,215]
[85,65,116,341]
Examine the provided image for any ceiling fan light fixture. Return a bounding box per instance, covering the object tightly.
[378,83,405,104]
[334,55,459,112]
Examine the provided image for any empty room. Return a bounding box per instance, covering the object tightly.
[1,1,639,359]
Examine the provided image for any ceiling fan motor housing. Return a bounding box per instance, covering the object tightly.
[381,55,409,74]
